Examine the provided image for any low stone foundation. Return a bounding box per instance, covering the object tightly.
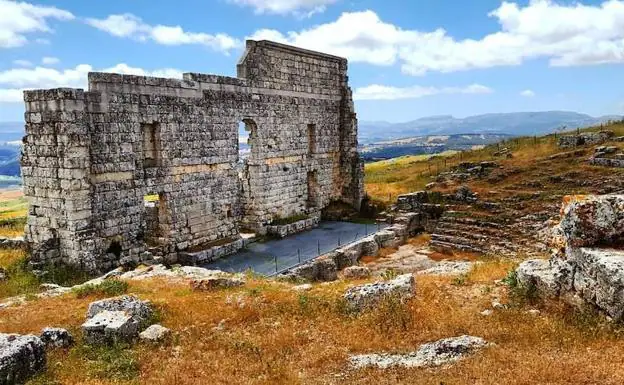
[279,212,424,281]
[177,237,244,266]
[266,213,321,238]
[589,157,624,168]
[558,130,614,148]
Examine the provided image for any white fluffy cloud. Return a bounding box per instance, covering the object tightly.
[0,0,74,48]
[85,13,241,52]
[0,63,184,102]
[12,59,32,67]
[229,0,337,16]
[520,89,535,97]
[41,56,59,65]
[354,83,493,100]
[251,1,624,74]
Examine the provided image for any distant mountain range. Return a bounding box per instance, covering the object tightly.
[359,111,622,144]
[359,133,512,161]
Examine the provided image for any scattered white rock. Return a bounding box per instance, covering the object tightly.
[491,301,505,310]
[527,309,541,316]
[0,333,46,383]
[350,335,488,369]
[292,283,312,292]
[344,274,415,312]
[342,266,371,280]
[480,309,493,316]
[139,324,171,343]
[40,327,73,348]
[212,319,227,332]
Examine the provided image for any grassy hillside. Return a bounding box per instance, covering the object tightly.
[365,123,624,203]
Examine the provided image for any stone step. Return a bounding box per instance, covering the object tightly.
[433,228,512,244]
[433,221,510,238]
[431,233,510,249]
[429,239,485,255]
[438,215,504,229]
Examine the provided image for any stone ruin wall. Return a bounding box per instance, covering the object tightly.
[21,40,364,273]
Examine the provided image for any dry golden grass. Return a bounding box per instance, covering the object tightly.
[0,259,619,385]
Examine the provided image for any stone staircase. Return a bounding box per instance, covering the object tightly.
[430,203,538,257]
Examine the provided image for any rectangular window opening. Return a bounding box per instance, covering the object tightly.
[307,124,316,155]
[142,122,161,167]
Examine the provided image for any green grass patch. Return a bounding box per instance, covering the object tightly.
[70,343,140,381]
[73,279,129,299]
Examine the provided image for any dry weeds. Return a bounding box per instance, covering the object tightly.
[0,258,620,384]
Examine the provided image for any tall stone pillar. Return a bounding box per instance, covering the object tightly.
[22,88,96,271]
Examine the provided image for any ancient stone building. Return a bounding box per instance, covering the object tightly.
[21,40,363,273]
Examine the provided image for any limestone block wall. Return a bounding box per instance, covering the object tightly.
[22,39,364,272]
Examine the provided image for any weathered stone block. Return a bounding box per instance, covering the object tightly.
[82,310,139,344]
[0,333,46,384]
[344,274,415,312]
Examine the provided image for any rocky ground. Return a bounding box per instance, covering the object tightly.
[2,125,624,384]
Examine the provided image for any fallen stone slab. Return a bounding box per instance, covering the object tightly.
[82,310,140,345]
[342,266,371,280]
[417,261,474,276]
[139,324,171,343]
[515,258,573,297]
[86,295,153,325]
[343,273,415,312]
[119,264,227,281]
[190,276,245,291]
[350,335,488,369]
[0,333,46,384]
[40,327,74,349]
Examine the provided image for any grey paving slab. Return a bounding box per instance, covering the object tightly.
[202,221,385,276]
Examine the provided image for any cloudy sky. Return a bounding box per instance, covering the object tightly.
[2,0,624,122]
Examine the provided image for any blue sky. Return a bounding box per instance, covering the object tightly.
[2,0,624,123]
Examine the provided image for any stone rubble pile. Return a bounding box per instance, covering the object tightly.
[517,194,624,320]
[435,161,499,183]
[589,145,624,168]
[343,273,415,312]
[558,130,614,148]
[349,335,488,369]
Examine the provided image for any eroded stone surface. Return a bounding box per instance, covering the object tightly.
[86,295,153,324]
[350,335,488,369]
[0,333,46,383]
[82,310,139,345]
[344,274,415,312]
[559,194,624,247]
[40,328,74,349]
[516,194,624,320]
[342,266,371,280]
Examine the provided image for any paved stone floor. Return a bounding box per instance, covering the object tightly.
[202,221,385,276]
